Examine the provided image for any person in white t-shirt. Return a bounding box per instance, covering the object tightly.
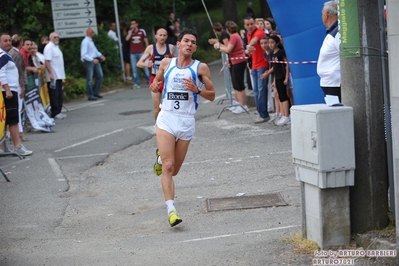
[44,32,66,119]
[107,22,119,48]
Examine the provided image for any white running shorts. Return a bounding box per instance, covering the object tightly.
[156,110,195,141]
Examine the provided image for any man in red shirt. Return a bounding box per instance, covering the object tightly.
[125,19,150,89]
[20,38,32,66]
[244,17,271,124]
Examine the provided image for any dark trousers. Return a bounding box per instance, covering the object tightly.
[322,86,341,102]
[246,67,253,90]
[47,80,63,118]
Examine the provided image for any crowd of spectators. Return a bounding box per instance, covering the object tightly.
[208,2,294,126]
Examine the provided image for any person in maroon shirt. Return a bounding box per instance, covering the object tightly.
[125,19,150,89]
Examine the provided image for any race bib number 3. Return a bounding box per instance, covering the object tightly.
[167,92,189,110]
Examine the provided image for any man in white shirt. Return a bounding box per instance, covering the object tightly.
[0,33,33,155]
[107,22,119,47]
[44,32,66,119]
[317,1,341,101]
[81,28,106,101]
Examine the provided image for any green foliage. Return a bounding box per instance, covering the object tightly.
[92,29,121,79]
[193,48,221,63]
[63,77,86,100]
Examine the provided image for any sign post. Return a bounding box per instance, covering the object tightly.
[51,0,97,38]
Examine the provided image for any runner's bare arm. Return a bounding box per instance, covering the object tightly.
[137,45,153,68]
[197,63,215,101]
[169,44,175,57]
[149,57,170,93]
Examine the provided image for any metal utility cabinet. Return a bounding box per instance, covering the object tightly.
[291,104,355,249]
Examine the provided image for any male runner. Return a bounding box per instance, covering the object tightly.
[137,28,174,121]
[149,29,215,227]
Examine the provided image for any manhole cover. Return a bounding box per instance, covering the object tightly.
[119,110,151,115]
[206,193,288,212]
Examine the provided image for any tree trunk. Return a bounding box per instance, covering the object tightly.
[260,0,273,18]
[223,0,238,23]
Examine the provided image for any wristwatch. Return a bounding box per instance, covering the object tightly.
[196,86,202,94]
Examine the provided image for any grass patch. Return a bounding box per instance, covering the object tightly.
[282,234,320,255]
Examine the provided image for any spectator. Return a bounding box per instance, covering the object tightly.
[269,35,290,126]
[0,33,33,155]
[214,21,248,114]
[173,20,182,39]
[27,42,45,91]
[38,36,49,54]
[208,22,233,108]
[166,12,177,45]
[255,18,266,33]
[317,1,341,101]
[44,32,66,119]
[137,28,174,121]
[20,38,32,66]
[149,29,215,227]
[277,33,294,106]
[81,28,106,101]
[260,36,277,115]
[244,17,270,124]
[173,19,182,55]
[107,22,119,47]
[208,22,229,47]
[265,18,277,36]
[241,28,253,91]
[246,2,255,18]
[37,36,48,63]
[120,21,132,81]
[125,19,150,89]
[9,35,28,142]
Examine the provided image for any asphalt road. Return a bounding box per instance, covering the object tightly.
[1,61,389,266]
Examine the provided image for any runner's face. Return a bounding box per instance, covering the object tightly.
[156,29,167,44]
[177,34,197,56]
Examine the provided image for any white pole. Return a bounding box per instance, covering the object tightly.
[113,0,126,81]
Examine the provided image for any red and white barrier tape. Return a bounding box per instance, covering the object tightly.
[227,56,318,64]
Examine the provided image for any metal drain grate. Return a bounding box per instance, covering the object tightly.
[119,110,151,115]
[206,193,288,212]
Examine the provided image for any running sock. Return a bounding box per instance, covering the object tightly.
[166,200,176,214]
[158,156,162,165]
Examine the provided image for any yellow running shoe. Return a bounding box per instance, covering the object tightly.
[154,148,162,176]
[168,210,182,227]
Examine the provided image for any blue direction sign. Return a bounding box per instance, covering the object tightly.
[52,0,97,38]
